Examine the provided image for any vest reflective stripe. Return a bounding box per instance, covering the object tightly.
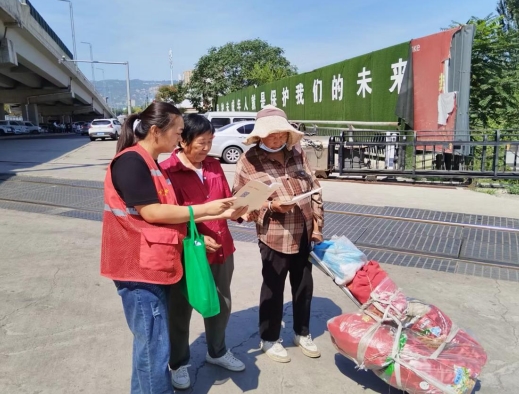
[126,207,139,215]
[104,204,140,217]
[104,203,127,217]
[150,169,162,176]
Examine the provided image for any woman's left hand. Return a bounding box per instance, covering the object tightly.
[311,231,323,244]
[222,206,249,220]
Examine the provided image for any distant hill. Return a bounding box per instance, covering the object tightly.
[93,79,179,109]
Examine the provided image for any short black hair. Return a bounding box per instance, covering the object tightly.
[180,114,215,148]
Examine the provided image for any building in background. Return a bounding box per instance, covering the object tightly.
[183,70,193,85]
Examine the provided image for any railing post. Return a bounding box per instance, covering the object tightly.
[481,134,487,173]
[338,131,344,176]
[412,131,417,177]
[492,130,500,177]
[327,136,334,173]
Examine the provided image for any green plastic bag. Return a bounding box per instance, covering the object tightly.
[181,206,220,318]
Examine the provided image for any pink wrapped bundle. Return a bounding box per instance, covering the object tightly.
[327,313,393,369]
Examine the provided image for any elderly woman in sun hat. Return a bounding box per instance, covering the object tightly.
[233,105,324,363]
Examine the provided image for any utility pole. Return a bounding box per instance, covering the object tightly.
[169,49,173,86]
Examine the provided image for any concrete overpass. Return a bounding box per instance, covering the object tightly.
[0,0,114,125]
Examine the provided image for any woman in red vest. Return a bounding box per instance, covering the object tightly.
[101,102,244,394]
[161,115,246,390]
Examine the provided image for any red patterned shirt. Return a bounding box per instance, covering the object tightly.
[161,151,235,264]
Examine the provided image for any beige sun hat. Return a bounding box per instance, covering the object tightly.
[244,105,304,149]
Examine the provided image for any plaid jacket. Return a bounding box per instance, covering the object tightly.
[233,145,324,254]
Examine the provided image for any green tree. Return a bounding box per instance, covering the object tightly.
[246,62,296,86]
[458,15,519,129]
[155,83,186,105]
[188,39,297,111]
[497,0,519,30]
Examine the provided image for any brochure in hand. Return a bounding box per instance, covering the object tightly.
[234,180,281,212]
[279,188,322,205]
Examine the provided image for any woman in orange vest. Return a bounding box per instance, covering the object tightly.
[101,102,245,394]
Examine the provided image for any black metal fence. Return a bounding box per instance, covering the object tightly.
[25,0,74,59]
[325,130,519,179]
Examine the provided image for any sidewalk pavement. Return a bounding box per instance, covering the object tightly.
[1,137,517,219]
[0,208,517,394]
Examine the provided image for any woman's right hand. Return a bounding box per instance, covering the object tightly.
[271,201,297,214]
[204,197,235,216]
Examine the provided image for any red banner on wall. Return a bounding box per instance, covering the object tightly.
[412,27,461,142]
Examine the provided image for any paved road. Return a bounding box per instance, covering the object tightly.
[0,135,518,393]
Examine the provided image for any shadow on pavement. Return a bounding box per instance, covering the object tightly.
[334,355,403,393]
[0,134,92,184]
[187,296,346,393]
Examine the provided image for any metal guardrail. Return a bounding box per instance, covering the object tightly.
[25,0,74,59]
[325,130,519,179]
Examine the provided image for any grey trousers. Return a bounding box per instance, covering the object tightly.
[168,254,234,370]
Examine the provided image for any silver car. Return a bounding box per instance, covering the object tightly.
[208,121,255,164]
[0,121,15,136]
[0,120,27,134]
[23,122,40,134]
[89,119,122,141]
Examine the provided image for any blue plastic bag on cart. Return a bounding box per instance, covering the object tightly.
[311,236,368,285]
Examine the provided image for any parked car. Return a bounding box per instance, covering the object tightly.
[79,122,90,136]
[0,122,15,136]
[23,122,40,134]
[208,121,255,164]
[203,111,256,129]
[0,120,27,134]
[38,123,51,133]
[88,118,122,141]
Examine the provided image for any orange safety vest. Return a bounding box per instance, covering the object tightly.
[100,144,187,284]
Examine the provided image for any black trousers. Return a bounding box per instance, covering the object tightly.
[168,255,234,370]
[258,230,313,342]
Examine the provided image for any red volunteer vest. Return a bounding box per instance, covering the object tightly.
[100,144,187,284]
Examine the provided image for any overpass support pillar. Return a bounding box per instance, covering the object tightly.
[0,104,5,120]
[22,104,40,126]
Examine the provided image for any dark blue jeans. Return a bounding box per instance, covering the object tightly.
[114,281,174,394]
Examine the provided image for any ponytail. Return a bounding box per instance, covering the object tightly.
[116,114,140,153]
[115,102,182,154]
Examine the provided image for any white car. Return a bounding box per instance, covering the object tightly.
[23,122,40,134]
[89,118,122,141]
[208,121,255,164]
[203,111,256,129]
[0,120,27,134]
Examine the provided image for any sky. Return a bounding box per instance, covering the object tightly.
[29,0,499,82]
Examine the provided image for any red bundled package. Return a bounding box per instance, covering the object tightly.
[327,313,393,369]
[409,304,453,345]
[361,278,454,347]
[376,329,487,394]
[328,312,487,394]
[364,277,408,321]
[347,261,388,304]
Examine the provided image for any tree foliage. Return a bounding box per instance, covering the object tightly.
[497,0,519,30]
[155,83,186,105]
[188,39,296,111]
[246,62,296,86]
[458,15,519,129]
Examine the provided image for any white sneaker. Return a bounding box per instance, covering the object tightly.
[260,339,291,363]
[294,334,321,358]
[170,365,190,390]
[206,349,246,371]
